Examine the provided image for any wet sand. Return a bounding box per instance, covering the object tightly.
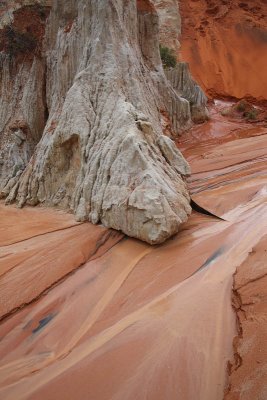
[0,104,266,399]
[225,234,267,400]
[179,101,267,219]
[0,206,123,319]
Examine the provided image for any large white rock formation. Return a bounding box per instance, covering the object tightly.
[0,0,206,243]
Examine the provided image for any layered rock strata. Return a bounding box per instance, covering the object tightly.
[0,0,200,244]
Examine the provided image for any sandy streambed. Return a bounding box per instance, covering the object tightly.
[0,105,266,399]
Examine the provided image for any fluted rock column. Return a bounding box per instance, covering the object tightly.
[0,0,192,244]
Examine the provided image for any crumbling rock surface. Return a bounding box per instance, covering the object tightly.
[152,0,181,54]
[0,58,47,197]
[0,0,205,244]
[0,2,49,198]
[152,1,209,123]
[165,63,209,123]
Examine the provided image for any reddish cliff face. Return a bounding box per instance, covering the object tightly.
[179,0,267,102]
[137,0,156,13]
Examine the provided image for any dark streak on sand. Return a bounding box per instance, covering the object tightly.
[198,247,225,273]
[32,314,56,334]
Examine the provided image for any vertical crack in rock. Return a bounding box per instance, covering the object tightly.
[0,0,196,244]
[225,236,267,399]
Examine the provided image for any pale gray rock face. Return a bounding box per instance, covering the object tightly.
[0,0,193,244]
[152,1,209,124]
[165,63,209,123]
[152,0,181,53]
[0,57,47,197]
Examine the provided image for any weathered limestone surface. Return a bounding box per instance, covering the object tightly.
[152,0,181,54]
[0,0,194,244]
[152,1,209,123]
[0,58,46,196]
[165,63,209,123]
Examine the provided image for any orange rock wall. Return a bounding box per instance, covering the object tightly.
[179,0,267,101]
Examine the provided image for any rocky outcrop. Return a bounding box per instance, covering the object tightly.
[0,0,195,244]
[165,63,209,123]
[152,1,209,123]
[0,2,49,198]
[152,0,181,54]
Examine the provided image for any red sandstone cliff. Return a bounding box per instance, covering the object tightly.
[179,0,267,102]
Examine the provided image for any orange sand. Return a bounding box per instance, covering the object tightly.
[0,206,122,319]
